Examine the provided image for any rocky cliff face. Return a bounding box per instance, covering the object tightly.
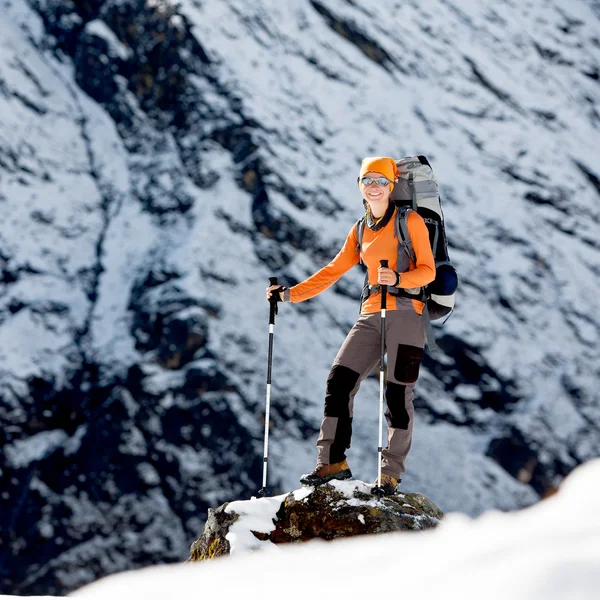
[1,0,599,595]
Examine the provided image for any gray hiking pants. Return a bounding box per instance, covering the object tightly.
[316,308,426,479]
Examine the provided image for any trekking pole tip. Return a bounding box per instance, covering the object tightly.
[371,486,385,497]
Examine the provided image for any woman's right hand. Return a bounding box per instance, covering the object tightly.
[266,285,284,302]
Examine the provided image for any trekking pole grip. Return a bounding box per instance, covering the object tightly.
[268,277,279,324]
[379,260,388,310]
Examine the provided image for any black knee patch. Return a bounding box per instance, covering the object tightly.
[385,381,410,429]
[324,365,360,418]
[394,344,424,384]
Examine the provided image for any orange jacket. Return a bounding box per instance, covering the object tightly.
[285,208,436,314]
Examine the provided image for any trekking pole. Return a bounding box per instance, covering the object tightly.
[373,260,388,496]
[259,277,279,497]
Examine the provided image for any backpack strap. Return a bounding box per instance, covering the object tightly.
[394,206,416,264]
[422,304,438,352]
[409,172,417,212]
[356,218,365,264]
[356,218,370,311]
[421,217,440,259]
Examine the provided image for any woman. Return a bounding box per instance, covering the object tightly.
[266,156,435,494]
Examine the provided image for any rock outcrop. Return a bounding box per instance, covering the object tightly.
[189,480,443,560]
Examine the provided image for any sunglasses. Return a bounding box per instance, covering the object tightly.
[359,176,392,186]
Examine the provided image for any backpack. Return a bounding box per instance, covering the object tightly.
[356,155,458,348]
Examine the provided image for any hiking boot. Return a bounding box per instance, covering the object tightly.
[300,460,352,486]
[372,474,400,496]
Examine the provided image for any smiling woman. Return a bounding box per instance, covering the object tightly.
[266,156,436,495]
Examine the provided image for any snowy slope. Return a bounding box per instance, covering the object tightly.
[42,459,600,599]
[2,460,600,599]
[1,0,599,595]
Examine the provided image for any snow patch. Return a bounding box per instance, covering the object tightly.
[85,20,133,60]
[4,430,68,468]
[225,492,289,553]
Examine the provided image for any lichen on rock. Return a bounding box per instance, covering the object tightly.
[188,505,237,561]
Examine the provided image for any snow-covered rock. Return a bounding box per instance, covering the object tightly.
[188,480,442,559]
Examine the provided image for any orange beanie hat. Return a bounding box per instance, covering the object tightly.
[359,157,398,184]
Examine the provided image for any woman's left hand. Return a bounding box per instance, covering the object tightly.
[378,266,400,286]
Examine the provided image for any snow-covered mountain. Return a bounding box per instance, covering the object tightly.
[1,0,599,595]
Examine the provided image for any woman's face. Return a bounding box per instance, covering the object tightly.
[360,170,393,210]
